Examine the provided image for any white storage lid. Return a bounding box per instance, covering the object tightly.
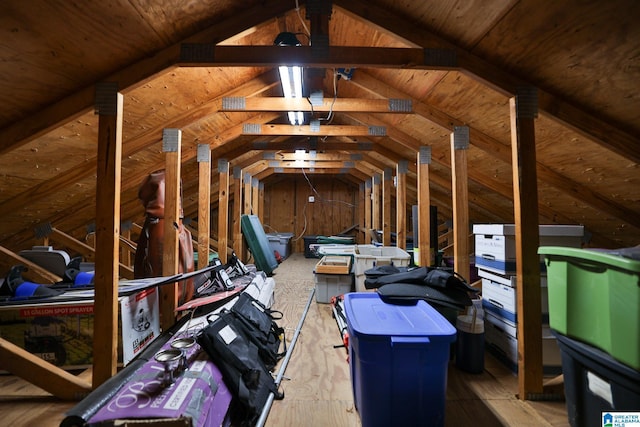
[473,224,584,237]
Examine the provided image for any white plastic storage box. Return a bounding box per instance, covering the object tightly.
[266,232,293,259]
[473,224,583,275]
[478,269,549,323]
[484,312,561,374]
[344,292,456,427]
[353,245,411,292]
[316,244,357,256]
[313,272,353,303]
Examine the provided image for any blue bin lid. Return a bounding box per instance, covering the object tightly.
[344,292,456,342]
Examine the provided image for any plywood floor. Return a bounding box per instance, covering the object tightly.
[0,253,570,427]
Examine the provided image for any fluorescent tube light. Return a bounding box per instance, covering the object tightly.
[278,65,304,125]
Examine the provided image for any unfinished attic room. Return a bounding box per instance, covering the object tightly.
[0,0,638,426]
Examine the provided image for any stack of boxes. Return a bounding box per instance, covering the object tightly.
[473,224,584,374]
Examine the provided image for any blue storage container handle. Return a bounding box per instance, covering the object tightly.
[391,336,431,347]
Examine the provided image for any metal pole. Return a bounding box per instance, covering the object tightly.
[255,286,316,427]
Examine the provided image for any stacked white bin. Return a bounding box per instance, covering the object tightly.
[315,244,412,292]
[353,245,411,292]
[473,224,584,374]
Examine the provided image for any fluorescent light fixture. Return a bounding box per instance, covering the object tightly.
[278,65,304,125]
[274,32,305,126]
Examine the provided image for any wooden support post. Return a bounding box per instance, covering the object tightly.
[252,177,260,220]
[358,182,365,244]
[258,181,265,222]
[232,167,244,257]
[451,126,470,283]
[93,82,123,386]
[417,146,432,266]
[160,128,181,331]
[364,179,372,243]
[382,168,392,246]
[372,174,381,240]
[396,160,407,250]
[218,159,230,263]
[197,144,211,270]
[510,88,543,400]
[244,172,252,215]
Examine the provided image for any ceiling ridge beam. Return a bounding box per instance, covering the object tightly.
[240,123,387,137]
[180,45,458,70]
[333,0,639,163]
[220,96,413,113]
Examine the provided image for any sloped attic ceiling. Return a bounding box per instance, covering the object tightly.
[0,0,638,255]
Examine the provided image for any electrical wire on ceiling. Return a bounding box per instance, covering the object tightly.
[292,0,339,125]
[301,168,356,208]
[294,0,310,38]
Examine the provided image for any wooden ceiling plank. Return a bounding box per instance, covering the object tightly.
[0,72,278,223]
[333,0,640,164]
[350,71,640,230]
[0,0,295,154]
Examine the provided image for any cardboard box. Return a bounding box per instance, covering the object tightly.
[478,269,549,323]
[473,224,583,274]
[484,311,561,374]
[89,351,231,427]
[0,287,160,369]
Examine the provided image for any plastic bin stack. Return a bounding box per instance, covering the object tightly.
[313,256,354,303]
[312,244,411,292]
[539,246,640,427]
[473,224,584,374]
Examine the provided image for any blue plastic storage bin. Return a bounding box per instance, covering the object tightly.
[344,292,457,427]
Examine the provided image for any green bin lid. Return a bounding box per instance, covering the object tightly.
[538,246,640,273]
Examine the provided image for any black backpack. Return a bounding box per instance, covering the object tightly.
[230,292,286,370]
[197,309,284,426]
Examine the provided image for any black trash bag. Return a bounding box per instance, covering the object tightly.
[423,268,479,293]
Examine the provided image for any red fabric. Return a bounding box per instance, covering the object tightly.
[134,170,195,306]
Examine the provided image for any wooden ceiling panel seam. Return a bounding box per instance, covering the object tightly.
[333,0,640,164]
[0,73,280,224]
[0,0,297,154]
[347,70,640,230]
